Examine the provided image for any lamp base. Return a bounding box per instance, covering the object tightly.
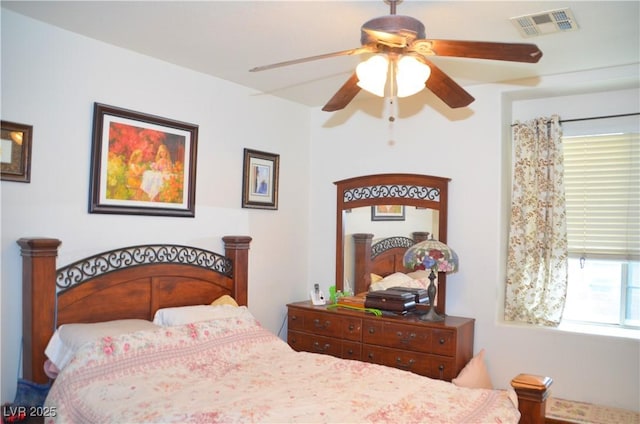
[419,269,444,321]
[419,307,445,322]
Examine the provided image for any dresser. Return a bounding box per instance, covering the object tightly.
[286,301,474,381]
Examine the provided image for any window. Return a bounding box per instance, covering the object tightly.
[562,130,639,328]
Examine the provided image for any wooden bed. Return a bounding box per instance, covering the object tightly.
[18,235,554,424]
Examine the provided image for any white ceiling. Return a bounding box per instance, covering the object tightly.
[3,1,639,108]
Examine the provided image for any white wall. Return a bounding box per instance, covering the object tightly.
[1,10,311,403]
[308,67,639,410]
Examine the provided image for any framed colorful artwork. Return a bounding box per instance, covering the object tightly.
[371,205,405,221]
[242,148,279,210]
[89,103,198,217]
[1,120,32,183]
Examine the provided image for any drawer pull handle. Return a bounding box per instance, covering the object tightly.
[368,327,375,334]
[313,341,330,352]
[438,364,445,379]
[349,324,355,331]
[368,352,374,359]
[313,318,330,329]
[396,331,417,343]
[439,338,446,344]
[396,357,416,368]
[291,315,297,321]
[347,349,354,355]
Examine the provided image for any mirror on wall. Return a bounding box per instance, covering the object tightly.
[334,173,450,312]
[342,206,439,291]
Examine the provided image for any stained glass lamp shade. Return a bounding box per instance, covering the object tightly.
[403,238,459,321]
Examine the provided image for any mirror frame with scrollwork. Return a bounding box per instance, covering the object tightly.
[335,173,450,314]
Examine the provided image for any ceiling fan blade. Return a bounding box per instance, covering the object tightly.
[412,39,543,63]
[421,58,475,108]
[322,73,361,112]
[249,47,375,72]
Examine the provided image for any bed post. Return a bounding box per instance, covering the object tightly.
[17,237,61,384]
[353,233,373,293]
[511,374,553,424]
[222,236,252,306]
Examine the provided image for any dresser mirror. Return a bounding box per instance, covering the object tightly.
[335,173,450,313]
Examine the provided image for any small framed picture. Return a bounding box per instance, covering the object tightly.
[89,103,198,217]
[371,205,405,221]
[242,148,279,210]
[1,120,32,183]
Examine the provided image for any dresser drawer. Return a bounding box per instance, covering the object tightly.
[431,328,456,356]
[288,308,306,330]
[303,311,343,338]
[362,344,431,376]
[342,317,363,341]
[429,356,457,381]
[362,345,456,380]
[341,340,362,360]
[363,320,432,354]
[289,307,344,337]
[288,331,342,358]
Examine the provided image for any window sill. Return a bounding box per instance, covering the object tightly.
[498,319,640,340]
[557,321,640,340]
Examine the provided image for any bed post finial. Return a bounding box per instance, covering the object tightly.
[222,236,252,306]
[511,374,553,424]
[17,237,62,384]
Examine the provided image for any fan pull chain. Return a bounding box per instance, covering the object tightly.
[387,96,397,146]
[386,57,398,123]
[387,96,397,122]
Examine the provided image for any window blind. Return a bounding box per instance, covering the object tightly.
[563,132,640,260]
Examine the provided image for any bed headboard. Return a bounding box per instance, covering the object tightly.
[353,231,431,292]
[18,235,251,384]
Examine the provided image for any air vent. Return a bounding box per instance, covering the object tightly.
[510,8,578,38]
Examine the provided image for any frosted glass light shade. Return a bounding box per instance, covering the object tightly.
[356,55,388,97]
[396,56,431,98]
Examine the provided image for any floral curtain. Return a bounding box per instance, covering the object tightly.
[505,115,568,326]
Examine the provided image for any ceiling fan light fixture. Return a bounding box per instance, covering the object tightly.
[356,55,388,97]
[396,56,431,98]
[251,0,542,112]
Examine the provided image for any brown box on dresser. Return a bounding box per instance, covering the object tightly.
[287,301,474,381]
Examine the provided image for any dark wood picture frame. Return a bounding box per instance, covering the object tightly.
[371,205,406,221]
[242,148,279,210]
[1,120,32,183]
[89,103,198,217]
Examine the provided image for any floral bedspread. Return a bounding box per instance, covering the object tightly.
[45,312,520,423]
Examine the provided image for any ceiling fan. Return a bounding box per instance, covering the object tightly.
[250,0,543,112]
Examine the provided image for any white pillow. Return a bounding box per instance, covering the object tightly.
[369,272,412,291]
[152,304,251,326]
[406,270,432,280]
[370,272,429,291]
[45,319,158,372]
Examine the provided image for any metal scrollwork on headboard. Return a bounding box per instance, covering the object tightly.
[56,244,232,290]
[343,184,440,203]
[371,236,415,259]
